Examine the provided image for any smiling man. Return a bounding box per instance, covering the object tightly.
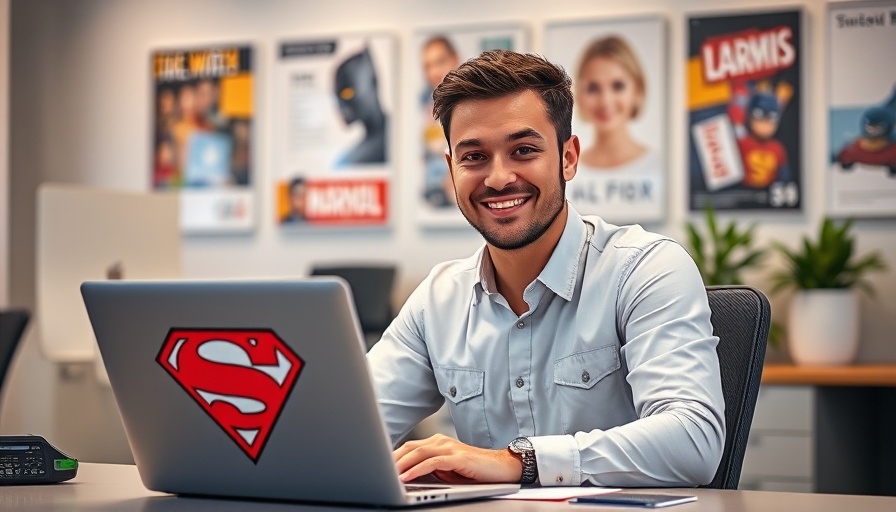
[366,50,725,487]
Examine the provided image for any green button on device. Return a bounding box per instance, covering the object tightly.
[54,458,79,471]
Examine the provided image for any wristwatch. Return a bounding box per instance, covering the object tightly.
[507,436,538,484]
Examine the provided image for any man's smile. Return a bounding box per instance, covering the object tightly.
[484,196,530,209]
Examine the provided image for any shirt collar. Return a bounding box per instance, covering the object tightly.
[473,204,589,304]
[538,205,588,301]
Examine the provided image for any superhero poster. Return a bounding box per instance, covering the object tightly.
[828,1,896,218]
[152,45,255,233]
[545,16,666,224]
[274,34,395,227]
[413,24,527,228]
[687,10,803,211]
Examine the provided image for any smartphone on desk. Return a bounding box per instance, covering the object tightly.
[571,493,697,508]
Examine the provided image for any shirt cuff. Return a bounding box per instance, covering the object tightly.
[529,435,580,486]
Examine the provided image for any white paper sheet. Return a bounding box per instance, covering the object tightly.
[493,487,621,501]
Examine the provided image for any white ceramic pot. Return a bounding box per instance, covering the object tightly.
[788,289,860,366]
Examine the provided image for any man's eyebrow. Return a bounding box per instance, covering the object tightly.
[507,128,545,142]
[453,129,545,153]
[454,128,544,150]
[453,138,482,152]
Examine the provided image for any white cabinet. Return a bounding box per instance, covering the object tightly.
[740,385,815,492]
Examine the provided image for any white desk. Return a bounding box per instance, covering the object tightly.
[3,463,896,511]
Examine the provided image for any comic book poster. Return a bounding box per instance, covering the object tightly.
[274,35,395,227]
[828,1,896,217]
[413,25,527,228]
[687,10,802,211]
[152,45,254,233]
[545,16,666,224]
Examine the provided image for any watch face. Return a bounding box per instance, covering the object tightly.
[511,437,533,452]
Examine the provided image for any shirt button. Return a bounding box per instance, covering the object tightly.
[581,370,590,383]
[516,377,524,388]
[516,321,525,329]
[556,476,564,483]
[449,386,457,398]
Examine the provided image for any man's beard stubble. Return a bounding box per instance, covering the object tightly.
[456,164,567,251]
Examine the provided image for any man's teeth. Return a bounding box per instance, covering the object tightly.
[487,198,526,209]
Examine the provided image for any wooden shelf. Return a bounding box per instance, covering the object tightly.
[762,363,896,386]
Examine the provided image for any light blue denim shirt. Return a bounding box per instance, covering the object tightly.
[367,207,725,487]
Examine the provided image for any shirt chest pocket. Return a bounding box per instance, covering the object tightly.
[552,345,622,432]
[434,367,491,446]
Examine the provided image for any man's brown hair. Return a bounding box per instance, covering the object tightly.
[432,50,573,152]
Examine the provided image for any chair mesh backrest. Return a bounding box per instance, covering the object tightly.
[702,286,770,490]
[0,309,30,396]
[310,266,396,334]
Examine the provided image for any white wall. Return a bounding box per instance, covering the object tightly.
[4,0,895,462]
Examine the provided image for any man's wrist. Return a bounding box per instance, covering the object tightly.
[507,437,538,484]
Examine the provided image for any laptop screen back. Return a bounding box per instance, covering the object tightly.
[81,278,413,506]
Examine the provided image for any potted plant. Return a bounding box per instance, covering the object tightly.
[771,218,886,365]
[685,206,767,286]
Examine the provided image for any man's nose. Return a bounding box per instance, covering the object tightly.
[483,157,517,191]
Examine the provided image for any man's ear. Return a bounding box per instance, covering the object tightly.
[561,135,580,182]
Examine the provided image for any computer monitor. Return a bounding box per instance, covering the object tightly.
[36,183,181,376]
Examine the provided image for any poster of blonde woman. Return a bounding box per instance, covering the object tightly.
[544,17,666,224]
[413,24,528,228]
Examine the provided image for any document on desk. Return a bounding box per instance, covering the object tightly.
[493,487,621,501]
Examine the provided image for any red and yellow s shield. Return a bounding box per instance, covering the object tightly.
[157,329,304,462]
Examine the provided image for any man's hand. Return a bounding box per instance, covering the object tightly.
[393,434,522,484]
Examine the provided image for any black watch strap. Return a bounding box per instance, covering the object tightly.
[508,436,538,484]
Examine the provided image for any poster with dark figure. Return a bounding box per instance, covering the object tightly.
[152,45,255,233]
[687,10,803,211]
[274,35,394,227]
[334,48,388,166]
[828,1,896,217]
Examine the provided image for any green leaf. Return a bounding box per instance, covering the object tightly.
[683,206,768,287]
[770,217,886,296]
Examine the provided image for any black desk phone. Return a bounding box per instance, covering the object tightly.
[0,434,78,484]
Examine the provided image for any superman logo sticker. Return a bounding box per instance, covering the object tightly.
[157,328,304,462]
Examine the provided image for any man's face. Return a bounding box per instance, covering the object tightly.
[422,41,459,90]
[446,90,578,250]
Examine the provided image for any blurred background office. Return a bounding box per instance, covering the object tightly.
[0,0,894,493]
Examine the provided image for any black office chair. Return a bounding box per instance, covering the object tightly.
[0,309,30,405]
[310,265,397,350]
[702,286,771,490]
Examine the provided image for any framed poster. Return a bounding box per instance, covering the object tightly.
[413,24,528,228]
[687,10,803,211]
[544,16,667,224]
[828,1,896,217]
[274,34,395,227]
[152,45,255,233]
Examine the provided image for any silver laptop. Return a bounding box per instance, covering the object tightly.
[81,278,518,506]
